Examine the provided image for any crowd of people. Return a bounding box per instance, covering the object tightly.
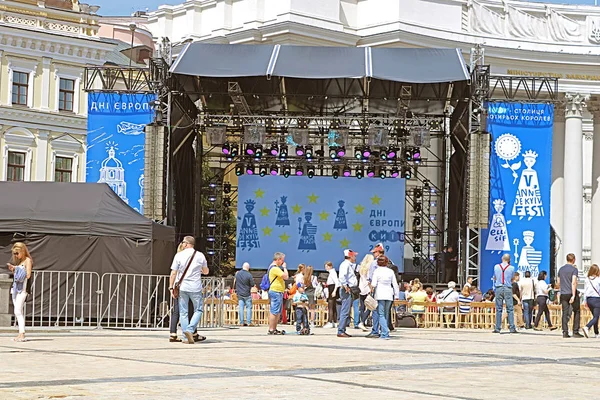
[7,239,600,343]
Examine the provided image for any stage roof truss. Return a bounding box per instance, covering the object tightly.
[489,75,559,102]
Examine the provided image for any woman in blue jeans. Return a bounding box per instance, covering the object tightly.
[370,256,399,339]
[583,264,600,338]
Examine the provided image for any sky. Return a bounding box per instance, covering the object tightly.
[94,0,598,16]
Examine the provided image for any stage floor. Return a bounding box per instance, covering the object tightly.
[0,326,596,399]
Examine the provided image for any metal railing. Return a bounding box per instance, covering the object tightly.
[20,271,225,329]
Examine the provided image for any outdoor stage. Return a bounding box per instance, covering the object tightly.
[1,328,595,399]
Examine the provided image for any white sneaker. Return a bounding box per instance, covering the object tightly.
[334,322,338,328]
[358,322,368,331]
[322,322,334,329]
[583,326,590,338]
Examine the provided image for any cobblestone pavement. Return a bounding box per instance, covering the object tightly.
[0,327,596,399]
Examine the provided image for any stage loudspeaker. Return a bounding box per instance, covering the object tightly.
[287,128,310,146]
[368,126,390,147]
[144,124,166,221]
[206,126,227,146]
[408,127,431,147]
[467,132,490,228]
[327,128,348,147]
[244,125,266,144]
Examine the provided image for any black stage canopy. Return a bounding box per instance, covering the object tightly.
[170,43,470,84]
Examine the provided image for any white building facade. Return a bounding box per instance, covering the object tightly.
[0,0,114,184]
[146,0,600,271]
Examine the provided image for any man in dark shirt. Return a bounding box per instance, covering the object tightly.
[235,262,255,326]
[558,253,582,338]
[512,272,523,328]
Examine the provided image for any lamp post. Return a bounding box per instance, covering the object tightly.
[128,23,136,68]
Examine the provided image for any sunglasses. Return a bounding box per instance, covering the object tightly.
[12,252,19,256]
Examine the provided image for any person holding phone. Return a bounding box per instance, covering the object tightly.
[7,242,33,342]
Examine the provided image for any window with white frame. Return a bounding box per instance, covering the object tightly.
[54,67,81,114]
[7,58,37,109]
[12,71,29,106]
[6,151,26,181]
[54,156,73,182]
[59,78,75,112]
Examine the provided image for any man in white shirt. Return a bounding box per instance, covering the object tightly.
[519,270,535,329]
[337,249,358,338]
[169,236,209,344]
[437,281,459,327]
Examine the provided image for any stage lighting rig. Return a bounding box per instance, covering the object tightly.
[296,146,305,156]
[270,144,279,157]
[305,145,314,159]
[235,164,243,176]
[296,165,304,176]
[391,167,399,178]
[280,146,288,160]
[414,188,423,199]
[343,165,351,177]
[387,147,398,159]
[354,147,362,160]
[307,166,315,178]
[259,165,268,177]
[223,183,231,194]
[223,197,231,207]
[332,167,340,179]
[413,217,421,226]
[329,147,338,159]
[412,147,421,161]
[270,165,279,176]
[401,166,412,179]
[231,144,239,157]
[246,164,255,175]
[222,143,230,155]
[367,166,375,178]
[362,147,371,159]
[356,168,364,179]
[283,166,291,178]
[246,144,255,156]
[337,146,346,157]
[255,145,263,159]
[413,228,422,240]
[379,167,386,179]
[403,148,412,161]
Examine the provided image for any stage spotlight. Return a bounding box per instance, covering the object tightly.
[283,166,291,178]
[231,144,239,157]
[270,164,279,176]
[296,165,304,176]
[255,145,263,159]
[414,245,422,253]
[412,147,421,161]
[329,147,338,159]
[246,144,255,156]
[387,147,398,159]
[296,146,305,156]
[380,150,387,161]
[403,148,412,161]
[259,165,268,177]
[413,229,422,240]
[391,167,399,178]
[362,147,371,159]
[401,166,412,179]
[337,146,346,158]
[367,166,375,178]
[415,202,422,212]
[223,183,232,194]
[414,188,423,199]
[222,143,230,155]
[423,179,431,192]
[413,217,421,227]
[379,168,386,179]
[343,165,351,177]
[245,164,255,175]
[307,166,315,178]
[270,144,279,157]
[280,146,288,160]
[332,167,340,179]
[354,147,362,159]
[305,145,314,159]
[223,197,231,207]
[356,168,364,179]
[235,164,244,176]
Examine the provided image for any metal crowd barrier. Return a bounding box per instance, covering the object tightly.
[21,271,225,329]
[24,270,101,327]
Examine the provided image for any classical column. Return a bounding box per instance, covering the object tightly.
[590,102,600,263]
[562,93,587,269]
[36,130,49,181]
[41,57,51,111]
[551,110,565,266]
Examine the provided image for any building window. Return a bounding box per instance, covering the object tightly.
[59,78,75,112]
[12,71,29,106]
[7,151,26,181]
[54,156,73,182]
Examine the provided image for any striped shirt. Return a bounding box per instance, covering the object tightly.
[458,294,474,314]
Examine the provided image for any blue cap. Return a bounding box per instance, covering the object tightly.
[297,282,304,288]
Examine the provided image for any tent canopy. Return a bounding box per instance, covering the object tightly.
[0,182,174,241]
[170,43,470,84]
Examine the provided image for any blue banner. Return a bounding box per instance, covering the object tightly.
[236,175,405,271]
[86,93,155,214]
[481,102,554,292]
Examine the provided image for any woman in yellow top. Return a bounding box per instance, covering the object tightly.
[408,283,428,316]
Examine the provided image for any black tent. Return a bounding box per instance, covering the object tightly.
[0,182,176,275]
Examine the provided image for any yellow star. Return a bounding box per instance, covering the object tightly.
[292,204,302,214]
[260,207,270,217]
[371,195,382,205]
[322,232,333,242]
[279,232,291,243]
[319,211,330,221]
[340,238,350,248]
[262,226,273,236]
[254,188,265,199]
[354,204,365,215]
[308,193,319,204]
[352,222,363,232]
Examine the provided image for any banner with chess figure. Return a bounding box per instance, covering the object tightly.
[235,175,406,271]
[480,102,554,291]
[86,93,156,214]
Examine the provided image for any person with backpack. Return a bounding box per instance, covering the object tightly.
[261,252,288,335]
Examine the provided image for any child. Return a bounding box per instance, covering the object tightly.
[293,283,310,335]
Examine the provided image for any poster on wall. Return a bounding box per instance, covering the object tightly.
[86,93,155,214]
[236,175,405,271]
[480,102,554,292]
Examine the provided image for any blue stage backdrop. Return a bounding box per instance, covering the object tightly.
[480,102,554,292]
[86,93,155,214]
[236,175,405,271]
